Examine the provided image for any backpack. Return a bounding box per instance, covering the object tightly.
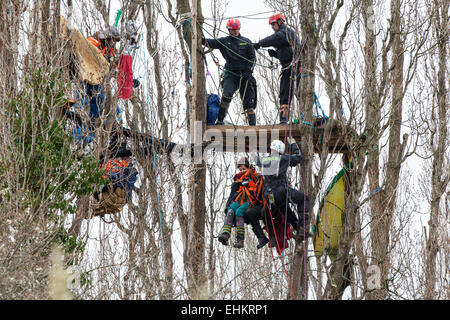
[206,93,221,125]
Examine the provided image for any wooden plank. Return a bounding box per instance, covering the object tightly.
[204,118,354,154]
[116,118,356,157]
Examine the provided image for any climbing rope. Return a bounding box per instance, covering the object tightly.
[202,10,276,21]
[276,32,309,299]
[200,20,274,70]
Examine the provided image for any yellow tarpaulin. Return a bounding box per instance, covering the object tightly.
[313,169,346,261]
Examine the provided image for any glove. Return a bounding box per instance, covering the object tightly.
[201,37,206,45]
[133,78,140,88]
[268,49,277,58]
[253,42,261,50]
[287,137,296,145]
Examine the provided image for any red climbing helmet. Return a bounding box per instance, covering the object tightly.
[268,13,286,25]
[226,18,241,30]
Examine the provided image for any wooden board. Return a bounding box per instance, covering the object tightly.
[205,118,353,154]
[60,15,109,85]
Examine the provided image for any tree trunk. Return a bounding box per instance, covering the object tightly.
[0,0,21,97]
[289,0,318,300]
[368,0,406,299]
[424,0,448,300]
[363,1,383,271]
[323,152,365,299]
[176,0,207,299]
[144,0,175,299]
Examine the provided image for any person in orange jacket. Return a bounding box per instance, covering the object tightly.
[218,157,263,248]
[87,25,120,62]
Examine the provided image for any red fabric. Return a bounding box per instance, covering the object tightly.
[265,205,292,255]
[118,54,133,99]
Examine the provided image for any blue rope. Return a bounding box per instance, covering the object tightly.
[187,59,192,87]
[341,103,346,119]
[182,19,192,40]
[313,92,328,119]
[369,186,382,197]
[300,113,313,126]
[313,93,328,145]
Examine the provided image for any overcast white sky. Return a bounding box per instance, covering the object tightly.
[201,0,274,39]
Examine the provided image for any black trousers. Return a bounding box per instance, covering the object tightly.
[264,183,309,227]
[221,74,257,110]
[279,64,300,106]
[244,204,265,238]
[245,203,282,238]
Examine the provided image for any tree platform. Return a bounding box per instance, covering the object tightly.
[205,117,355,154]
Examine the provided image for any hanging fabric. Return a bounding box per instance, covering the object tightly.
[118,54,134,99]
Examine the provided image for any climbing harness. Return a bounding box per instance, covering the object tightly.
[233,168,263,206]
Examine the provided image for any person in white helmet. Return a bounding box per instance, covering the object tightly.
[253,137,310,241]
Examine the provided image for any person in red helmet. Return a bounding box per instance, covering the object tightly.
[253,14,301,124]
[202,19,257,126]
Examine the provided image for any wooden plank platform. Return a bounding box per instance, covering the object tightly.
[204,118,354,154]
[114,118,356,157]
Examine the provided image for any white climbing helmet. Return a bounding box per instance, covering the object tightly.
[270,139,285,154]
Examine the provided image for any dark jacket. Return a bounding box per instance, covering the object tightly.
[258,24,300,67]
[205,34,256,73]
[254,143,302,188]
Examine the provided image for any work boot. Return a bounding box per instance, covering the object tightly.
[279,104,289,124]
[257,236,269,249]
[215,101,229,125]
[252,224,269,249]
[218,232,230,246]
[234,234,244,249]
[245,108,256,126]
[67,98,76,105]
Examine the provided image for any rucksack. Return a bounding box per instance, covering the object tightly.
[206,93,221,125]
